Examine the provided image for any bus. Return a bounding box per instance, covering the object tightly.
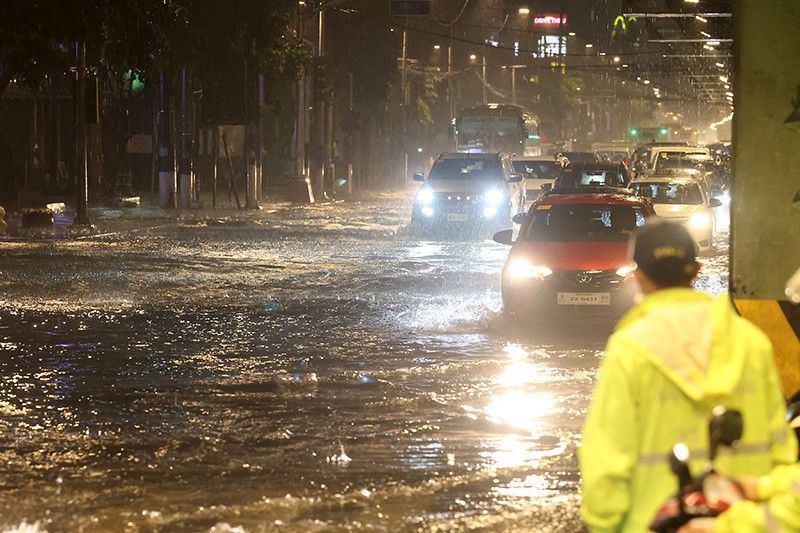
[453,104,541,156]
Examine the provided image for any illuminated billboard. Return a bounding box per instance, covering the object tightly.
[533,14,568,27]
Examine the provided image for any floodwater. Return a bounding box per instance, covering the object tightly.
[0,193,728,531]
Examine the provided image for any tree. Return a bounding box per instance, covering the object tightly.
[0,0,311,204]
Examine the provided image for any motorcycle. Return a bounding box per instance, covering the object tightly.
[649,407,745,533]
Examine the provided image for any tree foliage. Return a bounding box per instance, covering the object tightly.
[0,0,309,95]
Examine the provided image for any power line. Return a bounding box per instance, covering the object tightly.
[432,0,471,27]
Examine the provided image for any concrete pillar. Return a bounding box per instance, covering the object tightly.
[731,0,800,396]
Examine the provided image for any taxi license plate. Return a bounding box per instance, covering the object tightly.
[557,292,611,306]
[447,213,469,222]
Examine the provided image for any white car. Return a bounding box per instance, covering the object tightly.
[649,146,712,172]
[511,156,560,202]
[630,177,722,253]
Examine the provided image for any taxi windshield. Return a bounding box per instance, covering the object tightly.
[631,182,703,205]
[523,204,646,242]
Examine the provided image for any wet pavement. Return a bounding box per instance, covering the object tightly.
[0,193,729,531]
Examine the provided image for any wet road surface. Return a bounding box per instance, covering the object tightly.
[0,194,729,531]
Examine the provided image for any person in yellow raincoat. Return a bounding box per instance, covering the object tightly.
[580,220,798,532]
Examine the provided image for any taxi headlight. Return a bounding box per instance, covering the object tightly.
[416,187,435,206]
[616,264,637,278]
[506,259,553,280]
[689,212,711,229]
[484,188,506,206]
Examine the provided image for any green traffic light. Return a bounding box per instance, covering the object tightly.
[124,70,145,94]
[660,128,669,136]
[629,128,639,136]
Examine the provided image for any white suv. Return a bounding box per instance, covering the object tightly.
[411,153,524,235]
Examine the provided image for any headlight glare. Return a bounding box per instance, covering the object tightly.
[484,188,505,206]
[616,264,637,278]
[506,259,553,280]
[688,212,711,229]
[416,187,435,206]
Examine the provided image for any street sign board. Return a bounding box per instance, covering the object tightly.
[126,134,153,154]
[390,0,430,16]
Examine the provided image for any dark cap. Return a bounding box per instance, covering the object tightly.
[630,219,698,285]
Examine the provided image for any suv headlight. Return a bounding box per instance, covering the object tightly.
[689,212,711,229]
[416,187,435,206]
[484,188,506,206]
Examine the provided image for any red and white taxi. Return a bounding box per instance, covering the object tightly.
[494,189,655,323]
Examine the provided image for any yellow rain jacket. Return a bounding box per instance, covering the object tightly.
[715,463,800,533]
[580,288,798,533]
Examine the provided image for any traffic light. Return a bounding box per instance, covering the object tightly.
[629,128,639,137]
[659,127,669,136]
[124,70,145,95]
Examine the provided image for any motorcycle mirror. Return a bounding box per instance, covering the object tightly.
[492,229,513,246]
[669,443,693,494]
[709,407,743,462]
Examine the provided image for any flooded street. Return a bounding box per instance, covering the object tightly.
[0,194,728,531]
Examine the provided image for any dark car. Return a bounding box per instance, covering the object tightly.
[411,152,524,236]
[556,151,599,166]
[494,190,655,323]
[554,162,632,190]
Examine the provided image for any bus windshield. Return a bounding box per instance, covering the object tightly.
[454,105,535,154]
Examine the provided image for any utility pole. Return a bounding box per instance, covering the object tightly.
[178,66,194,208]
[401,26,408,183]
[294,2,310,202]
[74,42,89,224]
[244,54,259,209]
[310,6,326,201]
[482,55,488,103]
[158,71,176,208]
[447,36,454,119]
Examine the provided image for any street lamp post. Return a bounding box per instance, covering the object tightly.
[504,65,526,105]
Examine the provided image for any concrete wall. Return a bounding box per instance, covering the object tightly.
[732,0,800,396]
[732,0,800,299]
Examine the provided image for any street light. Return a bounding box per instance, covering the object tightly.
[518,7,530,15]
[469,53,477,61]
[433,44,441,50]
[503,64,526,104]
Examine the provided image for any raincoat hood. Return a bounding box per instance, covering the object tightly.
[615,288,743,402]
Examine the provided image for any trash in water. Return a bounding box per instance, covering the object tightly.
[327,442,352,465]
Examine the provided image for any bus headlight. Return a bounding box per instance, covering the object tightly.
[689,212,711,229]
[484,188,506,206]
[416,187,435,206]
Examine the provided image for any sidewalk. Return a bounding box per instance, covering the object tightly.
[0,187,413,240]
